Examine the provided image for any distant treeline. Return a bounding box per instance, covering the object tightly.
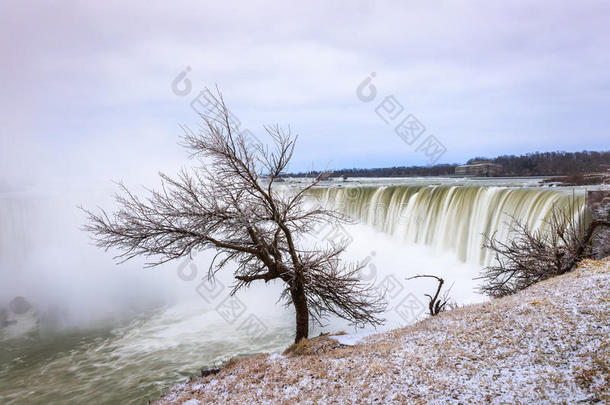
[469,151,610,176]
[286,150,610,178]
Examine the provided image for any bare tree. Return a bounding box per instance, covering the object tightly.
[479,199,610,298]
[406,275,454,316]
[82,89,385,342]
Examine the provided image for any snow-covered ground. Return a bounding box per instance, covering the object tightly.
[156,259,609,404]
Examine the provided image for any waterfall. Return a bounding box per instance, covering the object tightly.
[308,185,585,265]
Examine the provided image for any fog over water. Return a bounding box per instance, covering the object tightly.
[0,178,589,403]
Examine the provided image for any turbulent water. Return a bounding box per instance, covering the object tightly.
[0,178,590,404]
[0,305,295,404]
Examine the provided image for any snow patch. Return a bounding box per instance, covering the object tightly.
[267,353,285,361]
[329,331,377,346]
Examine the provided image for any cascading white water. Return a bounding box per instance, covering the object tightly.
[309,184,585,265]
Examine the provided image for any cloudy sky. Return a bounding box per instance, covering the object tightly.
[1,0,609,190]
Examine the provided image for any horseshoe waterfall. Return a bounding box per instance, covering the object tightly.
[309,184,585,265]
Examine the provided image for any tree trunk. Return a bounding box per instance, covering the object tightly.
[290,281,309,343]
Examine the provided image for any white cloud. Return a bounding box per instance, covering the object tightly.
[1,0,609,189]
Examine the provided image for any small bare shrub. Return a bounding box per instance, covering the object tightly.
[479,198,610,298]
[406,274,454,316]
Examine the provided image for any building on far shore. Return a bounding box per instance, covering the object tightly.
[455,161,502,176]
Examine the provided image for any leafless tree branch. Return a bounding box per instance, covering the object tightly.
[406,274,454,316]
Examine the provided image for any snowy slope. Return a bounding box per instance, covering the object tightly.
[157,259,609,404]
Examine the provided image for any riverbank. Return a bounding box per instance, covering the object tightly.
[541,173,610,186]
[156,259,609,404]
